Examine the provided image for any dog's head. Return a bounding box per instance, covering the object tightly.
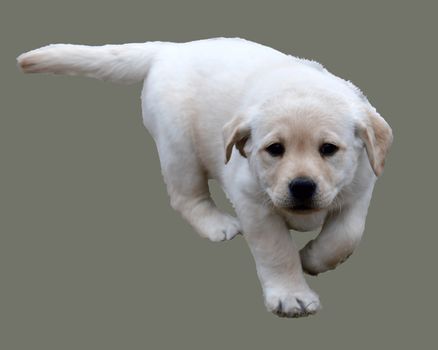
[223,86,392,214]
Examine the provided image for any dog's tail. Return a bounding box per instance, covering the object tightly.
[17,42,167,84]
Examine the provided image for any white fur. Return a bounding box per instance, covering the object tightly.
[17,38,392,318]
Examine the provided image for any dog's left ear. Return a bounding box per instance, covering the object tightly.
[223,114,251,164]
[357,106,393,176]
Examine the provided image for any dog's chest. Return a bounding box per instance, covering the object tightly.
[282,211,327,232]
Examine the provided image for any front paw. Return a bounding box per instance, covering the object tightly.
[263,285,321,318]
[201,213,241,242]
[300,240,352,276]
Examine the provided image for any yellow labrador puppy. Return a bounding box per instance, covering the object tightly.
[17,38,393,318]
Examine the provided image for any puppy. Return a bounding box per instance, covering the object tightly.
[17,38,393,318]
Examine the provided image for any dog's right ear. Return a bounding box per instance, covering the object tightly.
[223,114,251,164]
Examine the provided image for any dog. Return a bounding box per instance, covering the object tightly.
[17,38,393,318]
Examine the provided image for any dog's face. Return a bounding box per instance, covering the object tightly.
[250,96,360,213]
[224,89,393,214]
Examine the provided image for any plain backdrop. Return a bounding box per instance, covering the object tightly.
[1,1,437,349]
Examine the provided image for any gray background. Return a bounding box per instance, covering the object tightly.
[1,1,436,349]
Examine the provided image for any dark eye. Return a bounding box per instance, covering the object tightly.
[265,143,285,157]
[320,143,339,157]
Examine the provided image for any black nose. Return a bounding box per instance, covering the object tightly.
[289,177,317,200]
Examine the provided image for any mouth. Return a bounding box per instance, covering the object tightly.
[287,205,322,214]
[270,192,326,215]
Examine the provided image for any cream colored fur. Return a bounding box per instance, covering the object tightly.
[17,38,393,318]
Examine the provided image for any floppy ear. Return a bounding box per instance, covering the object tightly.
[357,106,393,176]
[223,114,251,164]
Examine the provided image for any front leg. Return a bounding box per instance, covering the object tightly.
[234,197,321,318]
[300,183,374,275]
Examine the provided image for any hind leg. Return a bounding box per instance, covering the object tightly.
[141,76,240,241]
[155,139,241,242]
